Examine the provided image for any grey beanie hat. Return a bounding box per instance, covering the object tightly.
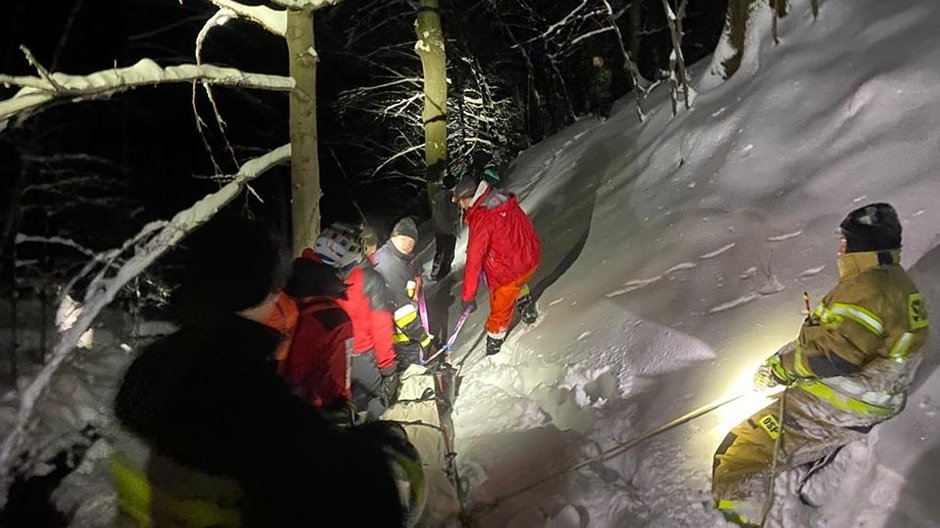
[391,217,418,241]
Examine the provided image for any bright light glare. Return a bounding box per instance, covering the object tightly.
[712,365,783,436]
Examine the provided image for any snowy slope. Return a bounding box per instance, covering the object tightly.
[446,0,940,526]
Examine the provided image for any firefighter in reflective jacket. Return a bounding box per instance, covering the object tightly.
[712,203,929,526]
[374,217,437,368]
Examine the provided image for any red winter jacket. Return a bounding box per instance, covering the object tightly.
[301,249,397,370]
[462,183,541,302]
[281,297,352,407]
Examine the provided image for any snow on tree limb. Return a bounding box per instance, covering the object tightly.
[0,59,294,126]
[0,144,291,508]
[270,0,344,9]
[203,0,286,36]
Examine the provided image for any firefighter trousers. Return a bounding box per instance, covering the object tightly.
[712,390,870,526]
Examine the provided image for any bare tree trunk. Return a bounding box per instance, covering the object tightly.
[629,0,643,73]
[416,0,448,200]
[287,9,321,255]
[770,0,788,44]
[662,0,690,114]
[720,0,759,79]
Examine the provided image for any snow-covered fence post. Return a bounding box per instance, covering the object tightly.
[0,145,291,508]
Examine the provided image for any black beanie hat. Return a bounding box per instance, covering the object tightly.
[391,217,418,241]
[175,216,285,321]
[453,175,479,200]
[284,257,347,299]
[840,202,902,253]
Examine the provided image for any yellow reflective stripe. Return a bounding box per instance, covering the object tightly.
[388,449,427,525]
[716,499,755,524]
[394,308,418,327]
[798,380,894,417]
[419,334,433,347]
[790,340,814,377]
[392,332,410,344]
[889,332,914,359]
[110,457,152,526]
[109,458,242,527]
[828,302,885,336]
[520,284,530,297]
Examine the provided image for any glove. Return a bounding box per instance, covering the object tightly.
[379,364,401,407]
[424,335,441,353]
[461,298,477,314]
[753,354,797,390]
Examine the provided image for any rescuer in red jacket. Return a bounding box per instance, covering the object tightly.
[280,257,353,408]
[306,224,400,416]
[453,175,541,355]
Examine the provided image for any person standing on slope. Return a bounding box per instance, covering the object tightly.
[373,217,438,368]
[712,203,929,526]
[452,175,541,356]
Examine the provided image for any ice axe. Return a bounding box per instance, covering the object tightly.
[423,304,474,365]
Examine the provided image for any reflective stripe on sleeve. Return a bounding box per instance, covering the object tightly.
[818,302,885,337]
[798,379,895,417]
[888,332,914,360]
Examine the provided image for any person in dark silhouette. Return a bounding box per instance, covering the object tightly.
[111,216,405,527]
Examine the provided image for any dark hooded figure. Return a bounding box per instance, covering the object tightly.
[112,216,404,527]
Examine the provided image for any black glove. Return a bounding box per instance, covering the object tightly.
[379,364,401,407]
[462,298,477,314]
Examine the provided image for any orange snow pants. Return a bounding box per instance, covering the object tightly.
[486,266,536,339]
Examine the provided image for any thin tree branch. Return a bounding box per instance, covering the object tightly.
[0,59,295,126]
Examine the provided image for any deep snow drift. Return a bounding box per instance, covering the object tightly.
[442,0,940,526]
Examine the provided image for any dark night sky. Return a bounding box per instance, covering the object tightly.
[0,0,727,259]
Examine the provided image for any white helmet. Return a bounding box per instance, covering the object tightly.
[313,224,363,272]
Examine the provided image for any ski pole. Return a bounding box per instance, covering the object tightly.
[474,390,751,513]
[424,305,473,365]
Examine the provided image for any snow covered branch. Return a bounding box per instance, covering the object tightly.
[203,0,286,36]
[0,144,292,507]
[0,59,294,126]
[15,234,97,258]
[270,0,344,9]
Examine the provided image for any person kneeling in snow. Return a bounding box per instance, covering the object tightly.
[712,203,929,526]
[452,175,541,356]
[111,216,405,527]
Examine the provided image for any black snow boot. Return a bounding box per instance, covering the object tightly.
[430,234,456,281]
[516,294,538,324]
[485,336,503,356]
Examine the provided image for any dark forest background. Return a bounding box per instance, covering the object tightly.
[0,0,728,308]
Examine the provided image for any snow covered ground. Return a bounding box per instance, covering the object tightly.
[3,0,940,526]
[443,0,940,526]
